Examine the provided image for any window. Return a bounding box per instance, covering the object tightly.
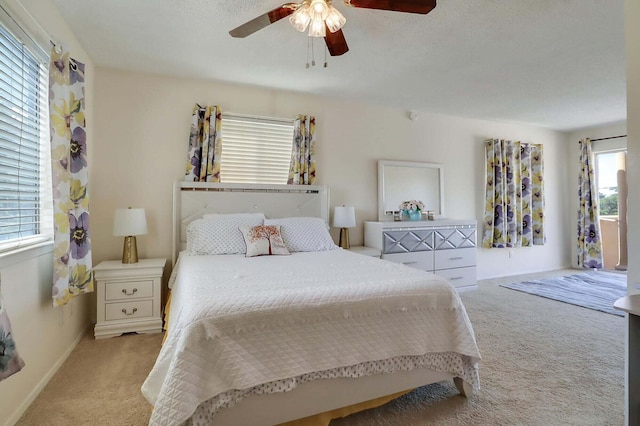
[0,17,52,252]
[220,114,294,185]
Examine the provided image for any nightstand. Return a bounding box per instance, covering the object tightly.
[93,258,166,339]
[347,246,381,258]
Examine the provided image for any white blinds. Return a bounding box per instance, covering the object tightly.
[220,115,294,185]
[0,22,52,249]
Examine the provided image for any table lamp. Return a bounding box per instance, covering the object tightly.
[333,206,356,249]
[113,207,148,263]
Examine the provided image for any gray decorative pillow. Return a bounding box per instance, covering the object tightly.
[0,278,25,382]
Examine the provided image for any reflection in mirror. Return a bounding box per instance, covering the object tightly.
[378,160,444,221]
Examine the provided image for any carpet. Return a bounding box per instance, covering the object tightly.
[500,270,627,316]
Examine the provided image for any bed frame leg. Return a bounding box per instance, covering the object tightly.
[453,377,474,398]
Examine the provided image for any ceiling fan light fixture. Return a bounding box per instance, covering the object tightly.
[309,0,329,18]
[308,15,326,37]
[325,6,346,33]
[289,3,311,32]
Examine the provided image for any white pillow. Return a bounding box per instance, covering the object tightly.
[263,217,337,252]
[239,225,290,257]
[187,215,264,255]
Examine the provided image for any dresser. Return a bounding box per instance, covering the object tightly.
[364,220,477,290]
[93,258,166,339]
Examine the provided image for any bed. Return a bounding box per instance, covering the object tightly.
[142,182,481,426]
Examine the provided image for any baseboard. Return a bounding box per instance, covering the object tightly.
[5,324,90,426]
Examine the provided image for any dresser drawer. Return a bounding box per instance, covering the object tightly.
[105,300,153,321]
[382,251,434,271]
[383,230,434,254]
[105,279,153,301]
[435,266,476,288]
[434,247,476,270]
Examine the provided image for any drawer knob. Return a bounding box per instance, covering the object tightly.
[122,288,138,296]
[121,307,138,316]
[402,261,418,265]
[449,276,463,280]
[449,256,464,260]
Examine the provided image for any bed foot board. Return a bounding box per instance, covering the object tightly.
[453,377,474,398]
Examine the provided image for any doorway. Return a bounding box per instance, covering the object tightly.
[595,150,627,270]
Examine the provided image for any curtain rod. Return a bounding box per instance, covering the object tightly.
[9,1,60,51]
[222,112,294,125]
[589,134,627,142]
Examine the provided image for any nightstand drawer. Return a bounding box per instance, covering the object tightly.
[105,300,153,321]
[105,280,153,301]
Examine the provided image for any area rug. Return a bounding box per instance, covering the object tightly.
[500,270,627,316]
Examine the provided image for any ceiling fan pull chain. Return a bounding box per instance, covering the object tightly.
[324,44,328,68]
[306,36,311,68]
[311,36,316,66]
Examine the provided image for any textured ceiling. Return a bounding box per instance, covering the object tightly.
[51,0,626,131]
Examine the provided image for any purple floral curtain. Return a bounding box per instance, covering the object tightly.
[49,47,93,307]
[481,139,545,248]
[185,104,222,182]
[577,138,603,268]
[287,115,316,185]
[0,277,25,381]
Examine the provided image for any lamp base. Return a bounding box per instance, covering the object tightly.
[338,228,350,249]
[122,236,139,264]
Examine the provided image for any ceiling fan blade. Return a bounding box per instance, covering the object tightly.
[229,3,298,38]
[345,0,436,14]
[324,27,349,56]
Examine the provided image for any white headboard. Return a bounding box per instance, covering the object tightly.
[172,181,330,264]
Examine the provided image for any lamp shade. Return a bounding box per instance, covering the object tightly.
[113,208,148,236]
[333,206,356,228]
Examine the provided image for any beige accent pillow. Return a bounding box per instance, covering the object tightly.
[240,225,290,257]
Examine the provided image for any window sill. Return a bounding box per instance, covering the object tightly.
[0,240,54,269]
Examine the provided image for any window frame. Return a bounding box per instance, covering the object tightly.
[0,5,53,256]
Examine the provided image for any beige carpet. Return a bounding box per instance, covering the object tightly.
[16,270,625,425]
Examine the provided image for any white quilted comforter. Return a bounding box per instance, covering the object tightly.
[142,249,481,426]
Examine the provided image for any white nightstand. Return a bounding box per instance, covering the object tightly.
[93,258,166,339]
[347,246,381,258]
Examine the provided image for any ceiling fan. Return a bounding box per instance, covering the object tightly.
[229,0,437,57]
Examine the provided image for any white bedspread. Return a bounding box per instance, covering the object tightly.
[142,249,481,426]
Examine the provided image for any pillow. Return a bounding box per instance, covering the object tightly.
[239,225,290,257]
[263,217,338,252]
[187,215,264,255]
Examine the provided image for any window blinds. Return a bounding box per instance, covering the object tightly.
[0,22,52,249]
[220,115,294,185]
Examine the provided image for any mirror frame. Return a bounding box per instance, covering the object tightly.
[378,160,445,221]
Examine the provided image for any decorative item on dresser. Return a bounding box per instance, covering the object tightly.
[365,220,477,290]
[333,205,356,249]
[113,207,148,263]
[93,258,165,339]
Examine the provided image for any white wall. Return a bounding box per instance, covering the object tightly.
[0,1,94,424]
[91,68,572,279]
[625,0,640,296]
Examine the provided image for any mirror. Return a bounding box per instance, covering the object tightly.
[378,160,444,221]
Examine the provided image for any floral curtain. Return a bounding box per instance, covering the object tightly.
[49,48,93,307]
[287,115,316,185]
[577,138,603,268]
[0,277,25,381]
[482,139,545,248]
[185,104,222,182]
